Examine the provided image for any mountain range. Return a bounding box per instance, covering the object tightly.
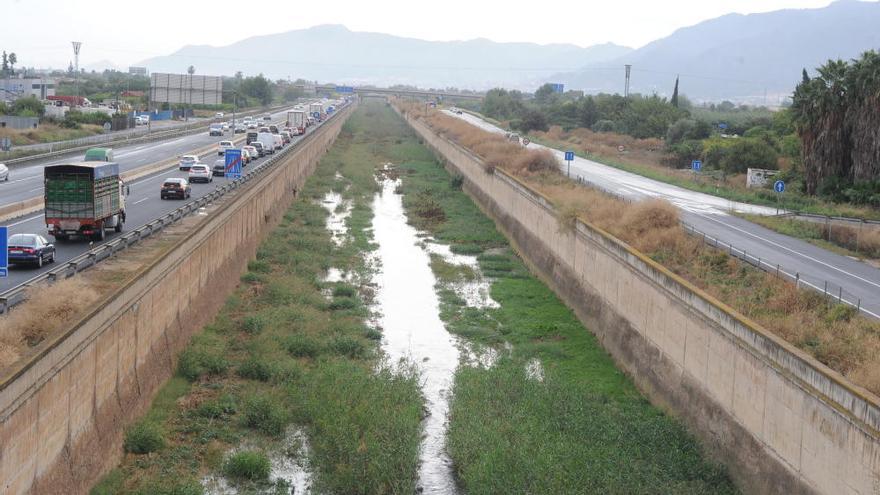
[138,25,631,91]
[138,0,880,102]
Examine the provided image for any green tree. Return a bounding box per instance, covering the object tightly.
[671,76,679,108]
[719,138,778,174]
[12,96,45,117]
[8,52,16,75]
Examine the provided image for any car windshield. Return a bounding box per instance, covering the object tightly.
[9,234,38,246]
[181,156,196,163]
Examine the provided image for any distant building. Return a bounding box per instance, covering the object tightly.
[121,90,144,97]
[0,78,56,102]
[128,66,148,76]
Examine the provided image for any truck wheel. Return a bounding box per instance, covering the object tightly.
[55,234,69,242]
[95,227,106,241]
[115,220,123,233]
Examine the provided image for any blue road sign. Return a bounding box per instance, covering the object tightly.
[0,226,7,278]
[692,160,702,172]
[335,86,354,93]
[718,123,729,130]
[774,180,785,193]
[225,149,242,179]
[549,83,565,93]
[564,151,575,161]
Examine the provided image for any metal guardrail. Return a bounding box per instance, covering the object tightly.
[681,221,876,319]
[778,211,880,227]
[0,105,289,166]
[0,105,348,314]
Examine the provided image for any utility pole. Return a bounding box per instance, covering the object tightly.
[72,41,82,106]
[624,64,632,98]
[187,65,195,121]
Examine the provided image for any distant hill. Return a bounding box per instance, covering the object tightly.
[137,25,631,90]
[550,0,880,102]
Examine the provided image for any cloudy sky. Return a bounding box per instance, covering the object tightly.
[1,0,853,69]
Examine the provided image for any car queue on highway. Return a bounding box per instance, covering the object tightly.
[0,98,346,287]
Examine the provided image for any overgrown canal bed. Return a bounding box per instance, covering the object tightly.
[93,101,737,494]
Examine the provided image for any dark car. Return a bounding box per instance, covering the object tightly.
[160,178,191,199]
[7,233,56,268]
[212,159,228,177]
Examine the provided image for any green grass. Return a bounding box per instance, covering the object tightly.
[223,451,271,481]
[91,102,424,495]
[739,213,879,260]
[394,109,739,493]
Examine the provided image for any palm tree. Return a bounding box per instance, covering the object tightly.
[7,52,16,75]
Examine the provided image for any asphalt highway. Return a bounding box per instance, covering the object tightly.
[0,104,328,292]
[446,110,880,318]
[0,107,295,208]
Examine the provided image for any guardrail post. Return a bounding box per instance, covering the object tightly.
[795,272,799,288]
[838,287,842,304]
[823,280,828,297]
[776,264,780,278]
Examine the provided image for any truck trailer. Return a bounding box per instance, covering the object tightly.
[44,162,127,241]
[288,110,307,134]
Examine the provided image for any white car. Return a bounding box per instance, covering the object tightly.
[179,155,199,171]
[242,146,258,163]
[247,121,258,129]
[221,122,230,131]
[215,112,224,119]
[188,164,213,183]
[218,140,234,155]
[0,163,8,181]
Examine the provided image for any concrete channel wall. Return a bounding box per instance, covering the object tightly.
[398,108,880,495]
[0,105,354,495]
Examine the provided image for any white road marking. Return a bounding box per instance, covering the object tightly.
[132,197,149,205]
[8,213,43,227]
[696,212,880,290]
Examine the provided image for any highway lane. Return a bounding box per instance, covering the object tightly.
[445,110,880,317]
[0,106,297,208]
[0,105,337,292]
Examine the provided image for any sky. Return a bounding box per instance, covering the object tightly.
[0,0,854,70]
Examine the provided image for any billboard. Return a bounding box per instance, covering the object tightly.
[150,73,222,105]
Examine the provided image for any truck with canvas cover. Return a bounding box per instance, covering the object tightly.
[44,161,128,241]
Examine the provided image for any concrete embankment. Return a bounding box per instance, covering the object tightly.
[396,106,880,495]
[0,105,354,495]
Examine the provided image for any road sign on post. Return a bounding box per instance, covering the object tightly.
[691,160,702,172]
[774,180,785,214]
[224,148,242,179]
[0,226,8,278]
[565,151,575,178]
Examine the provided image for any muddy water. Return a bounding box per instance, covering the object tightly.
[371,178,461,494]
[202,426,313,494]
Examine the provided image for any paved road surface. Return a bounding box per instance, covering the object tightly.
[446,110,880,318]
[0,105,326,292]
[0,107,295,209]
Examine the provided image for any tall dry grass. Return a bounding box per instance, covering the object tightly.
[0,279,100,369]
[397,99,880,395]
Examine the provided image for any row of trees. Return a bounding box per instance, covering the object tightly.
[480,83,793,176]
[791,50,880,203]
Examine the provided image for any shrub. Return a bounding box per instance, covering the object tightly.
[592,119,617,133]
[124,422,164,454]
[241,315,266,335]
[247,259,271,273]
[132,478,204,495]
[286,335,323,358]
[450,174,464,190]
[328,296,358,311]
[330,335,366,358]
[331,284,357,298]
[177,346,229,381]
[241,394,288,436]
[238,357,274,382]
[223,451,271,481]
[719,137,778,174]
